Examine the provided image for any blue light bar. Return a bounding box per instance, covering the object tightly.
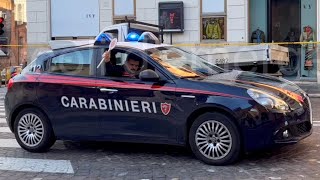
[126,32,140,42]
[138,32,160,44]
[94,33,112,45]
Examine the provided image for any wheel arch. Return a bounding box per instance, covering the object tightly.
[185,105,243,147]
[10,104,52,133]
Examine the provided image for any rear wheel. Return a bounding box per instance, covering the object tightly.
[189,112,241,165]
[14,108,56,152]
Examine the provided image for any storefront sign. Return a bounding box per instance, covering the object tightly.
[158,2,184,33]
[51,0,99,38]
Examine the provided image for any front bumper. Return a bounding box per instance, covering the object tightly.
[273,119,312,144]
[274,95,313,144]
[243,96,313,151]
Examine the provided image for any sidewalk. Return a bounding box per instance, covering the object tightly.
[295,83,320,98]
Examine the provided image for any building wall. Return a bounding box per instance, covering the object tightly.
[26,0,49,61]
[0,0,27,68]
[26,0,249,46]
[227,0,248,42]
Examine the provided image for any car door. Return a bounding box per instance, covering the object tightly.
[37,48,100,139]
[95,47,178,143]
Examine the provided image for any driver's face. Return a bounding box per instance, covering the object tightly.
[127,59,140,72]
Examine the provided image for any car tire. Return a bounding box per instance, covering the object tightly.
[189,112,241,165]
[14,108,56,153]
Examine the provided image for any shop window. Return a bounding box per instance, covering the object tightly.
[113,0,136,24]
[201,0,226,41]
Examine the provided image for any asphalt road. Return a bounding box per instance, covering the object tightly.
[0,87,319,180]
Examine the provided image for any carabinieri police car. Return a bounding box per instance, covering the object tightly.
[4,31,312,165]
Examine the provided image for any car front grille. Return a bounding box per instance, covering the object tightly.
[289,121,312,136]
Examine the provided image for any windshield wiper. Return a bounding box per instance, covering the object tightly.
[180,75,202,79]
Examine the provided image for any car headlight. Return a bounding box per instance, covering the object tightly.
[247,89,289,112]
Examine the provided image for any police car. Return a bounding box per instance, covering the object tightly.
[4,32,312,165]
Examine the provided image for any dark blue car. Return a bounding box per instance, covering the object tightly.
[4,39,313,165]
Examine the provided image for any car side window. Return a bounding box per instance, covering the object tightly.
[97,48,166,81]
[49,49,95,76]
[21,59,37,74]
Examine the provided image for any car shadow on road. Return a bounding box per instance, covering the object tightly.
[62,140,193,156]
[55,138,314,166]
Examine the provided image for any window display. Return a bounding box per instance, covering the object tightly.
[249,0,317,80]
[251,28,266,43]
[300,25,316,70]
[202,17,225,40]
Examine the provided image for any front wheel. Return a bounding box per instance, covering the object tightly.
[14,108,56,152]
[189,112,241,165]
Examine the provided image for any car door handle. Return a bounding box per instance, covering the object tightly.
[99,88,118,93]
[181,95,195,99]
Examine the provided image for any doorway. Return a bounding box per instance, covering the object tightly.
[268,0,301,77]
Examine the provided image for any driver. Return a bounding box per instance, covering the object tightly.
[103,51,143,78]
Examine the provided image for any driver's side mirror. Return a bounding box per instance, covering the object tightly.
[139,69,160,82]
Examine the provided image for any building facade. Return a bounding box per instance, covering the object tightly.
[25,0,320,83]
[0,0,27,69]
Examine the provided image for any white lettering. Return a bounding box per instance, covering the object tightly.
[70,97,79,108]
[141,101,151,113]
[62,97,159,114]
[108,99,113,110]
[89,98,98,109]
[114,100,124,111]
[98,99,108,110]
[61,96,69,107]
[131,101,140,113]
[124,100,130,111]
[152,102,157,113]
[79,97,88,109]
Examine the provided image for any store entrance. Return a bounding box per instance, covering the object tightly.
[268,0,301,77]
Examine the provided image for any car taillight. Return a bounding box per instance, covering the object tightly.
[7,78,14,90]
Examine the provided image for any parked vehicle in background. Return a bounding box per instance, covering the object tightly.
[1,66,22,85]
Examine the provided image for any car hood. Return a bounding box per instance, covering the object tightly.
[194,70,306,105]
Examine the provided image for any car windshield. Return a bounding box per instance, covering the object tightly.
[145,46,226,78]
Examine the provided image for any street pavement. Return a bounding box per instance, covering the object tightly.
[0,87,320,180]
[295,83,320,98]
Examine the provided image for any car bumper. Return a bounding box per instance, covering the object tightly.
[243,96,313,151]
[273,119,312,144]
[274,96,313,144]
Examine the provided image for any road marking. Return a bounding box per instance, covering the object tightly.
[0,139,20,148]
[0,118,6,123]
[0,157,74,174]
[0,127,10,133]
[0,112,5,116]
[0,139,67,150]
